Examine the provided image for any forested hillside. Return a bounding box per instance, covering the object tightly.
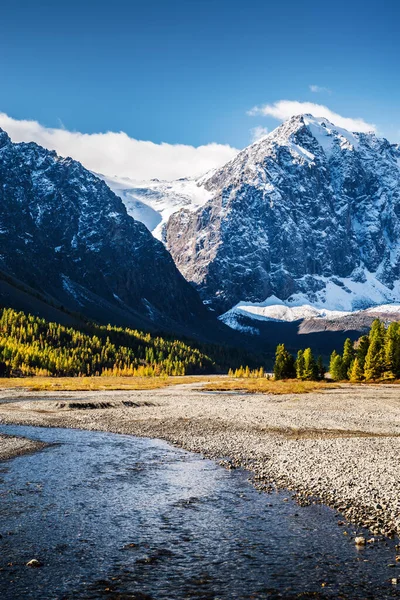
[0,128,209,331]
[0,308,214,376]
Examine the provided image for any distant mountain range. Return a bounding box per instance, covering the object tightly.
[102,115,400,335]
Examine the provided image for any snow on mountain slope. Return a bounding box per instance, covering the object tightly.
[164,114,400,324]
[221,296,352,327]
[100,173,212,240]
[364,304,400,314]
[219,273,400,330]
[221,270,400,324]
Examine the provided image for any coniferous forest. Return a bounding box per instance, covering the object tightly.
[1,307,398,382]
[273,344,325,381]
[0,308,217,377]
[329,319,400,382]
[273,319,400,382]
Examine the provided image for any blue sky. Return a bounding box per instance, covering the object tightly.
[0,0,399,179]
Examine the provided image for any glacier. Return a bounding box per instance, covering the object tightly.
[99,173,212,240]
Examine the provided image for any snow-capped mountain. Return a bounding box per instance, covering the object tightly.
[0,128,208,330]
[164,114,400,324]
[100,173,212,241]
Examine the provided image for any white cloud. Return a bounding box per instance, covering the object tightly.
[309,84,331,94]
[250,126,269,142]
[0,113,239,181]
[248,100,376,133]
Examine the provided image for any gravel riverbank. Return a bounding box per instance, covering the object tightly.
[0,433,47,461]
[0,383,400,538]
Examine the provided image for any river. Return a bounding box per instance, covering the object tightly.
[0,424,399,599]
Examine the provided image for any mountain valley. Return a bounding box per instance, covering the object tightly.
[2,115,400,356]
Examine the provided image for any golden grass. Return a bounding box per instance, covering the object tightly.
[0,375,217,392]
[0,375,338,394]
[201,378,336,395]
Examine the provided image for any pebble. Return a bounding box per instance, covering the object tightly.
[355,537,366,546]
[26,559,42,568]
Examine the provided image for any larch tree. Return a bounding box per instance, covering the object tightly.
[302,348,318,381]
[329,351,345,381]
[342,338,355,376]
[295,349,305,379]
[273,344,295,380]
[349,357,364,382]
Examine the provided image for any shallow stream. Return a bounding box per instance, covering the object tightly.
[0,424,399,599]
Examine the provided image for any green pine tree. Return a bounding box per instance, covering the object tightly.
[384,322,400,378]
[364,338,384,381]
[342,338,354,376]
[329,351,345,381]
[295,349,305,379]
[356,335,370,370]
[369,319,386,343]
[273,344,295,380]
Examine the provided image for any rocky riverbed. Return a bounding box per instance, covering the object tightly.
[0,383,400,539]
[0,433,46,461]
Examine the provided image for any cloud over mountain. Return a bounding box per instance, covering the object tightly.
[248,100,376,133]
[0,113,239,181]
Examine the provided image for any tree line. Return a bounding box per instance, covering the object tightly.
[329,320,400,382]
[273,344,325,381]
[3,307,396,382]
[228,366,265,378]
[272,319,400,382]
[0,308,214,376]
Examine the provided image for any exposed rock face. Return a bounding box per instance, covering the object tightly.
[0,129,206,329]
[165,115,400,314]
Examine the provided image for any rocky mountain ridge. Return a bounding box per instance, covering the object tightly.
[163,114,400,320]
[0,128,208,332]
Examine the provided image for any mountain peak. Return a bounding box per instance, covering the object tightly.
[266,113,359,149]
[165,110,400,315]
[200,114,365,195]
